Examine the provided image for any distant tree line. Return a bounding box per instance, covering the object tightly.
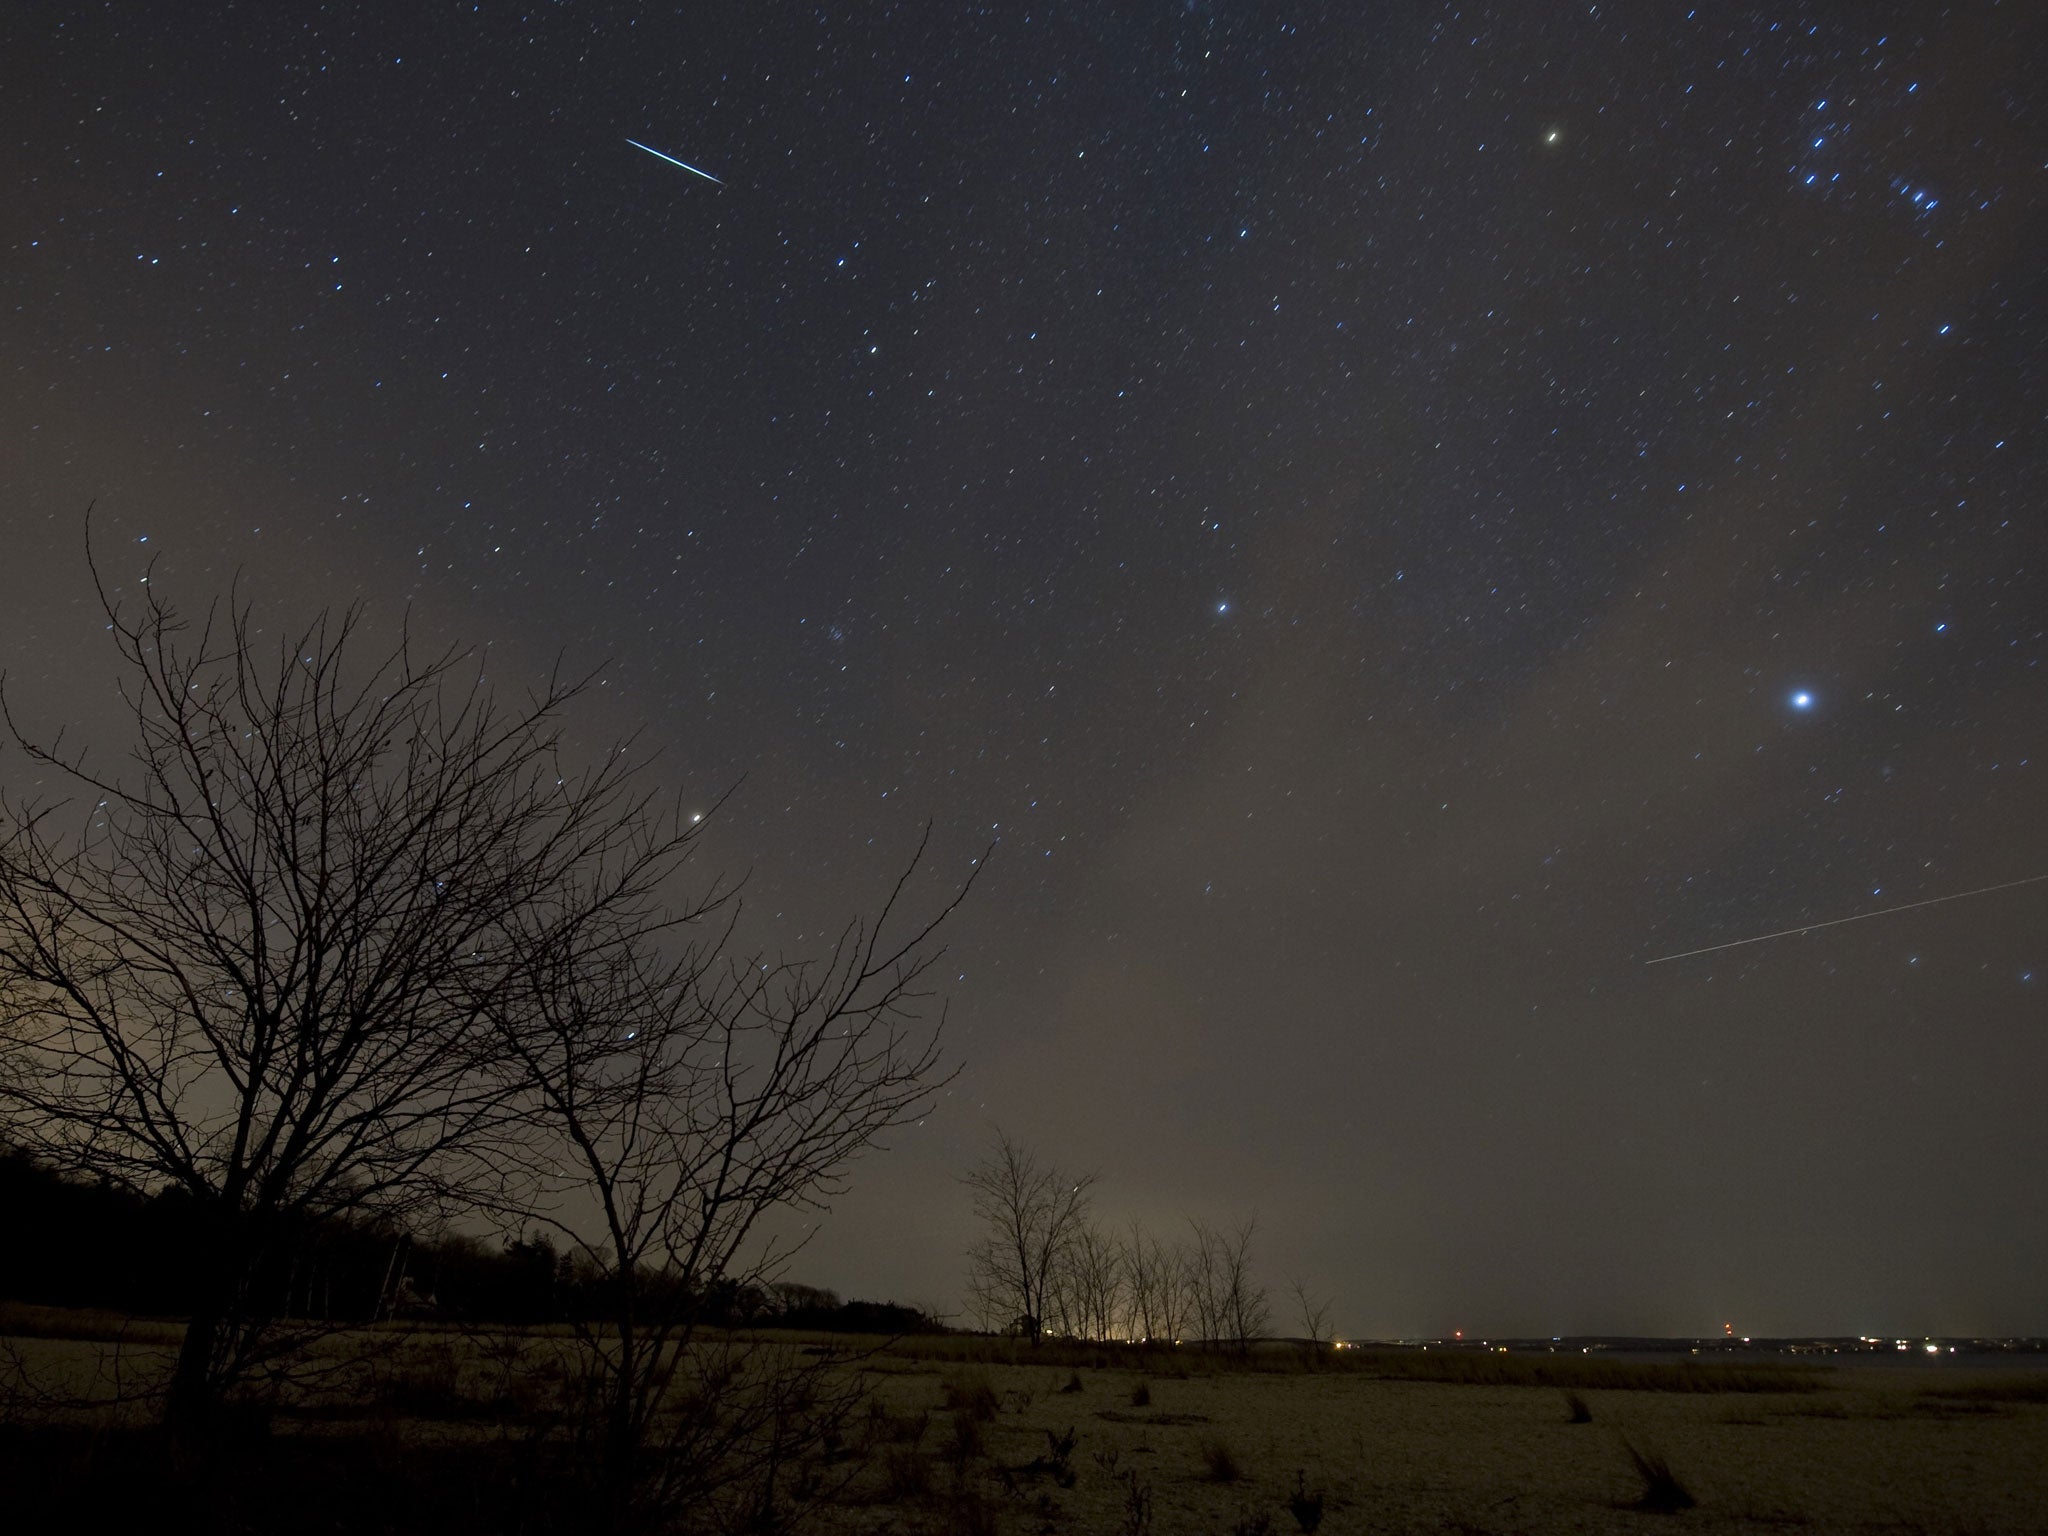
[0,1143,941,1334]
[963,1130,1334,1351]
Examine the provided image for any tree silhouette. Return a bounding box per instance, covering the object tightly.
[0,563,698,1428]
[962,1129,1095,1342]
[493,832,971,1530]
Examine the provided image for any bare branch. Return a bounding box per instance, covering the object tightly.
[0,567,705,1426]
[962,1129,1097,1342]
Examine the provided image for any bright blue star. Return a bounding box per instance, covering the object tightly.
[1790,690,1814,710]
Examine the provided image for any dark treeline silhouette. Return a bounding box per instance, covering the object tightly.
[0,1145,940,1334]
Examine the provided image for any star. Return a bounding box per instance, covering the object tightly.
[8,0,2042,1348]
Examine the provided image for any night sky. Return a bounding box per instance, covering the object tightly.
[4,3,2044,1338]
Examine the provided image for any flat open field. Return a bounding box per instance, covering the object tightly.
[852,1351,2048,1534]
[3,1314,2043,1534]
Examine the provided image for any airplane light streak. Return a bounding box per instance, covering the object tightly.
[1646,872,2048,965]
[626,138,723,185]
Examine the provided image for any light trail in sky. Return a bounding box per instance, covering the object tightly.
[626,138,723,185]
[1646,871,2048,965]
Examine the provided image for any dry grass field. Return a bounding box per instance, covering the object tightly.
[2,1309,2043,1534]
[841,1351,2048,1534]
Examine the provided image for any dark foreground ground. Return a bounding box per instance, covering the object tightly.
[5,1318,2045,1534]
[0,1423,589,1536]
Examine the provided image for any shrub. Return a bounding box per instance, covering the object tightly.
[863,1403,930,1449]
[1622,1438,1695,1512]
[1043,1425,1079,1487]
[945,1408,985,1465]
[1059,1370,1084,1394]
[1129,1379,1152,1407]
[1288,1470,1324,1533]
[1117,1469,1154,1536]
[946,1488,999,1536]
[1563,1390,1593,1424]
[942,1370,1000,1421]
[1201,1436,1244,1483]
[878,1446,931,1501]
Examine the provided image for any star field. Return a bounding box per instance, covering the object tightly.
[2,2,2043,1335]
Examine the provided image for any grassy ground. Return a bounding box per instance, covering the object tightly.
[3,1318,2043,1533]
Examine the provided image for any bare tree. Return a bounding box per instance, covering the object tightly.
[0,569,699,1428]
[1216,1218,1271,1351]
[1149,1227,1194,1344]
[1289,1275,1334,1360]
[1060,1221,1126,1341]
[496,834,972,1531]
[962,1129,1095,1342]
[1122,1218,1159,1342]
[0,978,28,1089]
[1118,1219,1195,1345]
[1187,1217,1269,1353]
[1184,1222,1223,1346]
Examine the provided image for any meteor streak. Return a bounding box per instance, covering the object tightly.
[1645,872,2048,964]
[626,138,723,185]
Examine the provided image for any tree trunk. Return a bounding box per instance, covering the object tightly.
[590,1277,644,1536]
[165,1296,225,1432]
[162,1201,264,1433]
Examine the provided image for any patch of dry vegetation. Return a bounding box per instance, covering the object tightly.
[1918,1374,2048,1406]
[1341,1346,1826,1393]
[891,1331,1826,1393]
[0,1301,184,1346]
